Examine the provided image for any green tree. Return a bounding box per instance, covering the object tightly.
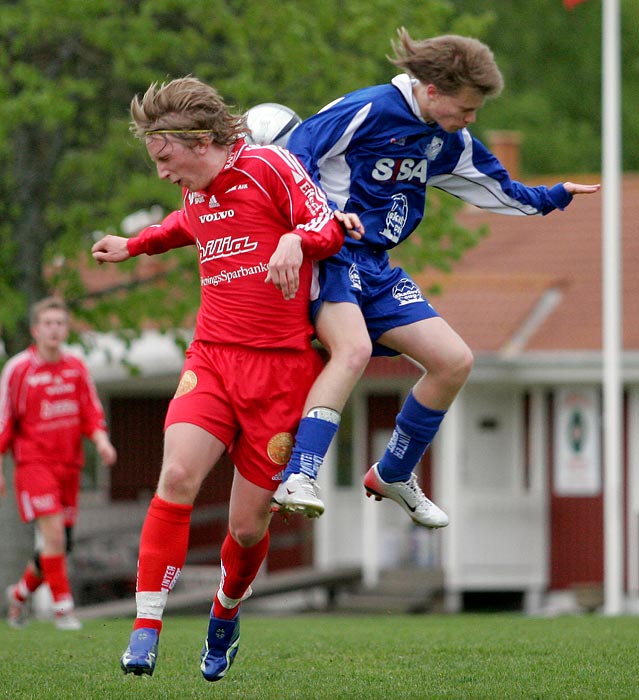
[449,0,639,175]
[0,0,491,357]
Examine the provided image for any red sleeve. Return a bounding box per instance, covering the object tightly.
[262,148,344,260]
[296,218,344,261]
[76,360,108,439]
[0,360,17,454]
[127,209,194,257]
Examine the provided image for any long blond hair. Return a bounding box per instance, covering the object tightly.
[130,76,246,146]
[389,28,504,97]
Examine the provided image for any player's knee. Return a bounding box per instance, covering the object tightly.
[351,336,373,373]
[331,335,372,376]
[45,531,67,554]
[157,462,200,503]
[447,343,474,388]
[424,338,474,393]
[229,523,266,549]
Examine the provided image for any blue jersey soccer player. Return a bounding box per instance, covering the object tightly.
[271,29,600,525]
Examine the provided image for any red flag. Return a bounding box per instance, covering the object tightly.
[563,0,588,8]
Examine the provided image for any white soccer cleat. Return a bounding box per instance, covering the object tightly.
[54,611,83,631]
[271,473,325,518]
[364,463,449,528]
[6,585,29,629]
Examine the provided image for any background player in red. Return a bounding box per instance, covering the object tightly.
[0,296,117,630]
[91,76,359,682]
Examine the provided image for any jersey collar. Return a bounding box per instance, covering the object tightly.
[391,74,424,122]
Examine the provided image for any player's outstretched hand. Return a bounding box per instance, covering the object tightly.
[564,182,601,195]
[92,235,131,264]
[265,233,303,300]
[334,210,364,240]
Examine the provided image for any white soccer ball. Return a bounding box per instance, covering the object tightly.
[244,102,301,147]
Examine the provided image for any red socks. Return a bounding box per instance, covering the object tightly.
[130,499,269,629]
[39,554,72,609]
[13,563,44,601]
[213,530,270,619]
[133,495,193,632]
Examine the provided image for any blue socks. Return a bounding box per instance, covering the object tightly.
[377,392,446,483]
[284,407,341,481]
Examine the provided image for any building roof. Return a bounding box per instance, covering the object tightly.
[411,173,639,355]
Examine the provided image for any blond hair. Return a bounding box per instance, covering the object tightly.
[130,77,246,146]
[30,297,68,326]
[389,28,504,97]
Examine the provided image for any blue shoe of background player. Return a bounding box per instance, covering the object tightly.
[120,627,159,676]
[200,612,240,682]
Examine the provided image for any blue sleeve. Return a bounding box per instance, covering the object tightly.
[428,130,572,216]
[288,96,374,211]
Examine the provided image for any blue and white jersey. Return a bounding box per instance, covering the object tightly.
[288,74,572,251]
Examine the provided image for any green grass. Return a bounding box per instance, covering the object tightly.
[0,613,638,699]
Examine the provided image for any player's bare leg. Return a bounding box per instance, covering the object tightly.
[272,302,371,517]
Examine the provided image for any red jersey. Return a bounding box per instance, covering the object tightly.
[0,346,108,468]
[127,141,344,351]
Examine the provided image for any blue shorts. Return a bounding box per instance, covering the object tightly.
[311,246,439,357]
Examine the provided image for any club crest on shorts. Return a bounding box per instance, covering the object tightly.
[174,369,198,398]
[267,432,294,465]
[392,278,425,306]
[348,263,362,291]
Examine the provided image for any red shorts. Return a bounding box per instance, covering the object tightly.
[165,341,324,490]
[13,461,81,526]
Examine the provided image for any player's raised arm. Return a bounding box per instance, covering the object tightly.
[92,234,131,264]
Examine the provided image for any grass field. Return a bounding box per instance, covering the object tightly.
[0,612,638,699]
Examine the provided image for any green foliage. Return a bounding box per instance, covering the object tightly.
[1,614,639,699]
[0,0,485,356]
[450,0,639,176]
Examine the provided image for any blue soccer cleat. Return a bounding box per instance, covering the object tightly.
[200,612,240,682]
[120,627,160,676]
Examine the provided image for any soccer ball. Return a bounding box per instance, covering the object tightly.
[244,102,301,147]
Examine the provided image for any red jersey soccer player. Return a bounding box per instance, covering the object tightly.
[91,77,359,682]
[0,297,117,630]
